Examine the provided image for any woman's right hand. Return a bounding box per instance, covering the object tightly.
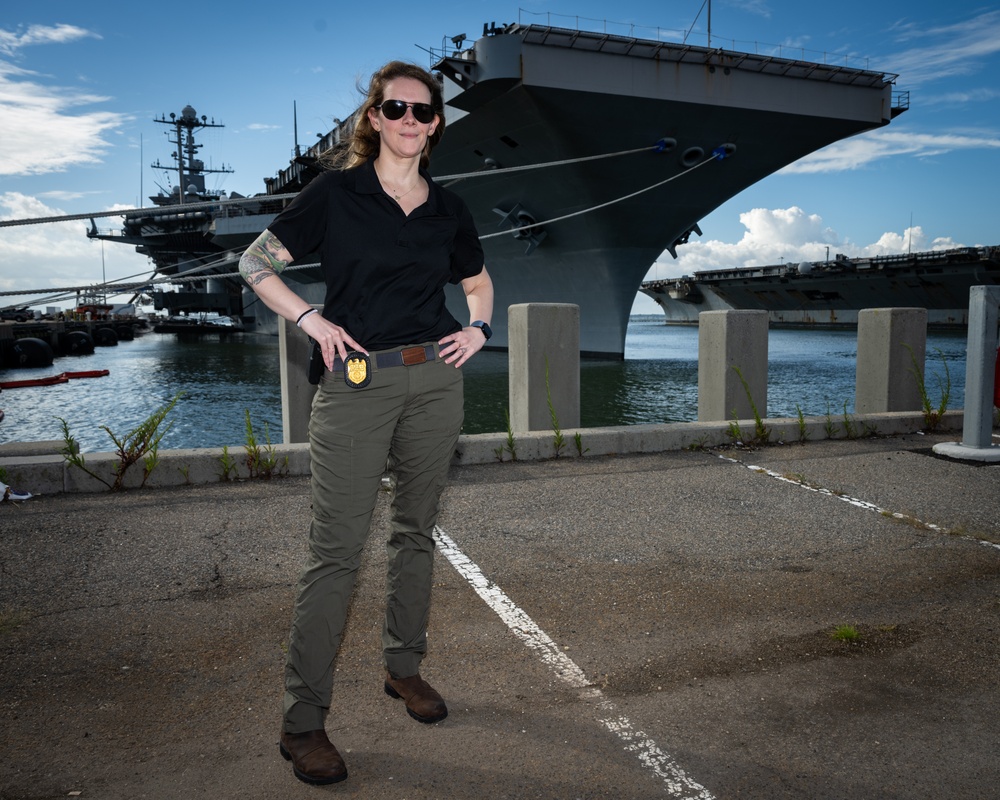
[300,313,367,369]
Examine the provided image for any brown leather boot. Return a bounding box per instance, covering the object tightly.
[279,729,348,785]
[384,671,448,723]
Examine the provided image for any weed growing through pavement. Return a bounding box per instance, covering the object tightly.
[495,410,518,462]
[905,344,951,431]
[58,392,182,491]
[842,401,857,439]
[726,416,745,444]
[545,357,566,458]
[725,366,770,447]
[574,431,589,457]
[823,401,838,439]
[243,410,284,479]
[501,409,518,461]
[219,445,239,480]
[830,624,861,643]
[795,404,809,443]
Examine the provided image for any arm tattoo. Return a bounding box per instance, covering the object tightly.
[239,230,291,286]
[240,252,277,287]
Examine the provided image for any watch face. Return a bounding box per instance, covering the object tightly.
[475,321,492,340]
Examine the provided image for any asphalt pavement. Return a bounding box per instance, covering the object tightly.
[2,430,999,799]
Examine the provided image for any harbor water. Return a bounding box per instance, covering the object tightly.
[0,316,967,453]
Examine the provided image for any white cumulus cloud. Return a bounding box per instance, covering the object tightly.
[648,206,966,280]
[0,192,152,303]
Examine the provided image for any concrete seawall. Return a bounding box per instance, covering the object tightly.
[0,410,967,496]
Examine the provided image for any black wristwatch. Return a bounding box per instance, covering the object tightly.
[471,320,492,341]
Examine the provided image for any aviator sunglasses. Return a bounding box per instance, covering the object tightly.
[376,99,436,124]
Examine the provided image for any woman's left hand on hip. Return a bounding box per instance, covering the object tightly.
[439,327,485,367]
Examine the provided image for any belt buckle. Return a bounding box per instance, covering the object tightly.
[343,351,372,388]
[401,346,428,366]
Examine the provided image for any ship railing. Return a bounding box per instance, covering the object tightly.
[425,17,898,86]
[872,246,983,268]
[641,277,694,291]
[213,198,286,218]
[87,227,126,239]
[508,13,896,80]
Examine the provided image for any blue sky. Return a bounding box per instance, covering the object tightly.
[1,1,998,314]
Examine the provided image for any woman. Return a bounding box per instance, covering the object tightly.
[239,60,493,786]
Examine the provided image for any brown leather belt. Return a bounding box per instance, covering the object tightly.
[333,345,436,371]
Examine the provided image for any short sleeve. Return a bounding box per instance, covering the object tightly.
[267,172,335,261]
[449,196,485,284]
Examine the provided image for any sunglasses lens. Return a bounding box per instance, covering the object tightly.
[411,104,435,123]
[380,100,435,124]
[381,100,406,120]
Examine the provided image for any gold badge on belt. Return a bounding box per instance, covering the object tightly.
[344,352,372,388]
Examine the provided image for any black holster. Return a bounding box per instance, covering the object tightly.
[307,340,325,385]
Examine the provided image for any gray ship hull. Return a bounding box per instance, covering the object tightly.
[640,246,1000,328]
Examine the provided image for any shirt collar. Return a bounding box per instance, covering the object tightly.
[353,158,441,214]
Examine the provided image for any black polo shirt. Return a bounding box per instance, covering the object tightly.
[268,159,484,351]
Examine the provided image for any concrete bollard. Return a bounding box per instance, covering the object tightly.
[508,303,580,432]
[933,285,1000,461]
[959,286,1000,449]
[279,308,320,444]
[855,308,927,414]
[697,310,768,422]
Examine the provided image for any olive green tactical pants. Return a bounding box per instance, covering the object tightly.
[283,344,463,733]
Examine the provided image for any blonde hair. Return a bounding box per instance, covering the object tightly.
[324,61,445,171]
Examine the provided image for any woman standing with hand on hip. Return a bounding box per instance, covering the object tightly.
[239,60,493,786]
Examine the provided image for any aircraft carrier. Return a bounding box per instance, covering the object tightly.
[640,245,1000,328]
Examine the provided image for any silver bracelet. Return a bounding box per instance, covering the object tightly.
[296,309,318,327]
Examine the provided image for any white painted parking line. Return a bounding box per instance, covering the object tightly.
[435,526,715,800]
[717,453,1000,552]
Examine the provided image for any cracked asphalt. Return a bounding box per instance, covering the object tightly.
[1,431,999,799]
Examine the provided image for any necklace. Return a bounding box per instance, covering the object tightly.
[374,164,420,202]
